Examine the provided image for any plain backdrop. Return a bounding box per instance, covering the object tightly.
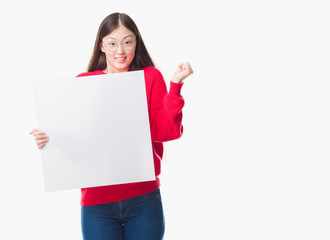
[0,0,329,239]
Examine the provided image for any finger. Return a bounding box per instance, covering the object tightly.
[38,143,46,149]
[183,63,193,75]
[35,135,49,140]
[29,128,39,135]
[184,62,193,71]
[34,133,43,139]
[37,135,49,140]
[35,132,47,137]
[181,65,187,71]
[34,131,46,137]
[177,63,184,71]
[37,138,49,144]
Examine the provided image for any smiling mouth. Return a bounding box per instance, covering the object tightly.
[115,57,127,62]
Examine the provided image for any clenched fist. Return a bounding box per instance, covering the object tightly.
[172,62,193,84]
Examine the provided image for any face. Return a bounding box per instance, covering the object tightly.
[100,25,136,73]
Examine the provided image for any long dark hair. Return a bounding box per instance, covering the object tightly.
[87,13,155,72]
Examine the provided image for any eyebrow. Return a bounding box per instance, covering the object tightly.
[104,34,134,41]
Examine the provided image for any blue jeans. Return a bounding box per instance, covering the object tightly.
[81,189,165,240]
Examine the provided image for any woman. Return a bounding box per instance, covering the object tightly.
[30,12,193,240]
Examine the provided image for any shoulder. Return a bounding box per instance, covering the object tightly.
[143,67,167,94]
[76,70,105,78]
[143,66,164,81]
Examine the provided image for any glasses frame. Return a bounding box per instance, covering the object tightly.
[102,38,136,52]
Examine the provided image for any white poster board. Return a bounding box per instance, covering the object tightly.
[34,71,155,191]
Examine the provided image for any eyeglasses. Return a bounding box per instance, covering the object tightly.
[102,39,136,52]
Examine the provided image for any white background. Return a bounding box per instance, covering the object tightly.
[0,0,329,239]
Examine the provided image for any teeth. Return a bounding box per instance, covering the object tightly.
[117,57,126,60]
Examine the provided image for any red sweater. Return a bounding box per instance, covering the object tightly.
[76,66,184,206]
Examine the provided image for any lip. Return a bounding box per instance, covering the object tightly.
[115,56,127,63]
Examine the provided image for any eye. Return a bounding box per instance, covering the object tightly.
[124,41,132,46]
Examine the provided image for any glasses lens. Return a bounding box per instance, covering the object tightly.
[123,41,135,51]
[103,42,117,51]
[103,40,135,52]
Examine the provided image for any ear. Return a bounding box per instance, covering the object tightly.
[100,42,106,53]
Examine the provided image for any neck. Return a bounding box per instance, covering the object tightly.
[103,66,129,74]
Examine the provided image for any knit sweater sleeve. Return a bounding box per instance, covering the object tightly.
[147,67,185,142]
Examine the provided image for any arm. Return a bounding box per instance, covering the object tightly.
[149,63,193,142]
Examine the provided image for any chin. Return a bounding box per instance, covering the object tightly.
[116,65,129,72]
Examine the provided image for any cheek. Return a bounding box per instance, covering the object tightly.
[127,51,135,60]
[105,52,115,59]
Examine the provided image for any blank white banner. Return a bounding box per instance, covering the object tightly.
[34,70,155,191]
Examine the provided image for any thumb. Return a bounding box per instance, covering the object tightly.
[29,128,39,135]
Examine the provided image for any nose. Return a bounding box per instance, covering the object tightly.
[116,43,125,53]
